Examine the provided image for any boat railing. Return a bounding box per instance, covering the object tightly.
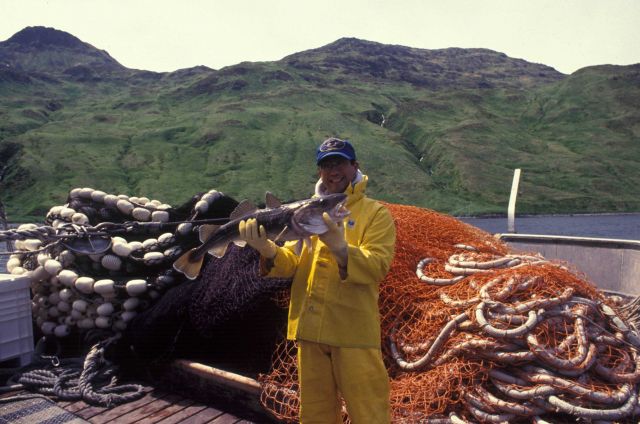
[496,233,640,296]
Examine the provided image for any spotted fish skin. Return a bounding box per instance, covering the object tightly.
[173,193,349,279]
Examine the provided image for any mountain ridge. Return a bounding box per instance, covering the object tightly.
[282,37,564,90]
[7,26,90,49]
[0,26,125,77]
[0,26,638,221]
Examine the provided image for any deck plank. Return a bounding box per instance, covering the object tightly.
[207,413,242,424]
[75,403,110,419]
[174,405,225,423]
[86,390,168,423]
[65,399,91,413]
[133,396,195,424]
[154,404,209,424]
[57,400,75,407]
[109,393,184,423]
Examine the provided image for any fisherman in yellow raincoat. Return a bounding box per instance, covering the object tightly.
[239,138,396,423]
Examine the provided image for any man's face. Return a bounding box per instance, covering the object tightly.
[318,156,359,194]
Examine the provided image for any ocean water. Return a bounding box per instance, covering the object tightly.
[460,213,640,240]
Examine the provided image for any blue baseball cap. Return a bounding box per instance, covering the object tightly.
[316,138,356,165]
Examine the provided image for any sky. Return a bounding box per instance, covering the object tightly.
[1,0,639,75]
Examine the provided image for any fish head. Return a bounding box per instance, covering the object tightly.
[291,193,350,236]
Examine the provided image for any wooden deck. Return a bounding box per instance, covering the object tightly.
[0,385,263,424]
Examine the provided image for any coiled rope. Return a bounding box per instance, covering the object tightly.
[4,336,145,407]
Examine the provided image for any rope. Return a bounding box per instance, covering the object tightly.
[6,336,145,407]
[0,217,231,255]
[0,226,57,243]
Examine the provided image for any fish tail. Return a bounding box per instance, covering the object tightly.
[173,248,205,280]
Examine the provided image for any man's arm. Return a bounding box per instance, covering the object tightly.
[239,218,300,278]
[264,244,301,278]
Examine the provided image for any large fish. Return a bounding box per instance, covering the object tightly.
[173,192,350,280]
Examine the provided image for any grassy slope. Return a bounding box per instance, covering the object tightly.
[387,65,640,214]
[1,57,639,221]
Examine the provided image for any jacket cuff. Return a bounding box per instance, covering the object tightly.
[259,254,275,276]
[265,245,297,279]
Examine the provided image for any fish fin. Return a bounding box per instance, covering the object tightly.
[273,225,289,242]
[233,240,247,247]
[265,192,282,208]
[173,248,204,280]
[209,243,229,258]
[199,224,221,243]
[230,199,258,220]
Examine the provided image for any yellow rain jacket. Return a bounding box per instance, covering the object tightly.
[266,174,396,348]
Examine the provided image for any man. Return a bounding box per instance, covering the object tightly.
[239,138,396,423]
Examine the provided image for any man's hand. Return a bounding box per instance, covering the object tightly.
[319,212,348,278]
[238,218,277,259]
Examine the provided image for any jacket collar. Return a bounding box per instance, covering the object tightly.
[314,170,367,207]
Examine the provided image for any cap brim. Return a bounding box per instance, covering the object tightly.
[317,152,353,165]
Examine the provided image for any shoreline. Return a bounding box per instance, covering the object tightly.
[456,212,640,219]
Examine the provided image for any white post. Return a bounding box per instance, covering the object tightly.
[507,169,521,233]
[0,201,13,252]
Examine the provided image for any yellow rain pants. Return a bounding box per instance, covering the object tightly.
[297,340,391,424]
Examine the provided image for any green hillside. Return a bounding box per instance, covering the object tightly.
[1,27,639,221]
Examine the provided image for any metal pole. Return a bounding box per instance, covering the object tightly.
[507,169,521,233]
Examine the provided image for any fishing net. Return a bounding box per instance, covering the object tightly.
[258,203,640,423]
[125,244,292,365]
[190,245,291,336]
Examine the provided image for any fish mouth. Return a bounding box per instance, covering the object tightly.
[291,195,350,236]
[331,199,350,220]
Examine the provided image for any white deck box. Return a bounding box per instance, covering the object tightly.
[0,274,33,366]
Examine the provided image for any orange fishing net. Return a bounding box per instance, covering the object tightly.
[259,203,636,423]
